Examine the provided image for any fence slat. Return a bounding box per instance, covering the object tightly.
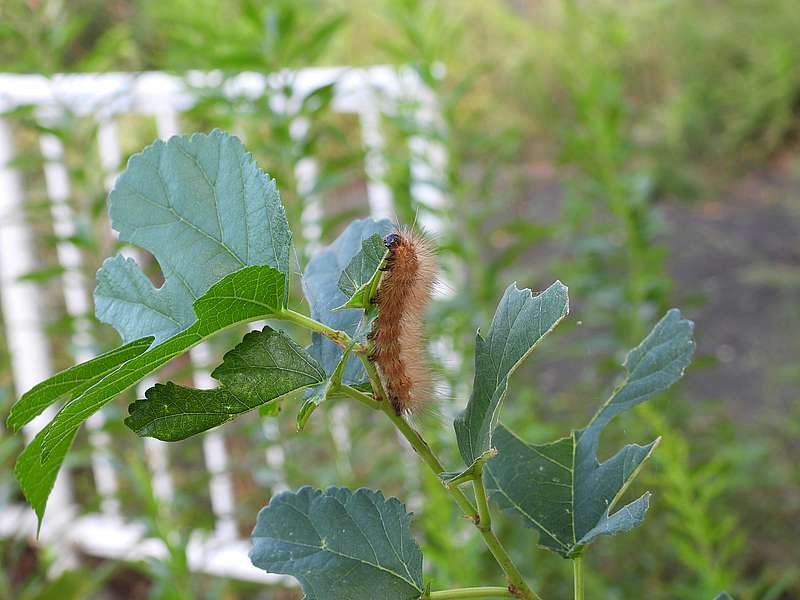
[154,108,241,540]
[97,116,177,505]
[0,118,77,564]
[39,124,122,516]
[359,108,395,220]
[0,69,448,586]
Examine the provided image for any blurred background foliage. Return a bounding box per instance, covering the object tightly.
[1,0,799,598]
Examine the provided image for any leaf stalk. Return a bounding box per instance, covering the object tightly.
[339,384,380,410]
[573,556,584,600]
[428,586,515,598]
[278,308,363,351]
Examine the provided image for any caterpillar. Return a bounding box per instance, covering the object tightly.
[368,226,437,415]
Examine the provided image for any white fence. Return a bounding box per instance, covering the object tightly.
[0,67,446,582]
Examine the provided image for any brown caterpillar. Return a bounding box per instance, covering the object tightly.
[368,227,437,415]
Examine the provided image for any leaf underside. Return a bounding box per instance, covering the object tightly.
[126,326,325,441]
[250,487,423,600]
[454,281,569,468]
[302,218,392,382]
[11,130,293,527]
[297,335,354,432]
[485,309,695,558]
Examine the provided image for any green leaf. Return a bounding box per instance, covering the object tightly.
[126,326,325,441]
[454,281,569,467]
[303,218,392,382]
[18,265,286,528]
[484,309,695,558]
[334,233,388,310]
[14,426,78,533]
[41,265,286,456]
[250,487,424,600]
[6,337,153,432]
[95,129,291,345]
[14,131,296,527]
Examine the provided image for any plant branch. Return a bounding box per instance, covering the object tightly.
[361,357,476,517]
[429,587,515,599]
[278,304,543,600]
[357,353,543,600]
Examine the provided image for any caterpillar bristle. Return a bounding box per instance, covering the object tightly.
[371,226,437,415]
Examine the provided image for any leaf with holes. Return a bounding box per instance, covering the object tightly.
[11,130,295,528]
[95,129,291,344]
[484,310,695,558]
[250,487,424,600]
[303,218,392,382]
[454,281,569,468]
[126,326,325,441]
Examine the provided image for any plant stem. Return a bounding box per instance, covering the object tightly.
[283,304,544,600]
[473,476,492,532]
[339,384,380,410]
[277,308,359,350]
[359,355,543,600]
[429,587,515,599]
[573,557,584,600]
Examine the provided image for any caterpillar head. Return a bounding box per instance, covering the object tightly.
[383,232,402,249]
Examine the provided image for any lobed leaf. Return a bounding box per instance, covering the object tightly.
[250,486,424,600]
[127,326,325,441]
[41,265,286,457]
[454,281,569,467]
[95,129,291,345]
[485,309,695,558]
[13,130,295,528]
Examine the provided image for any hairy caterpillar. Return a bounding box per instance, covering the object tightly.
[368,227,437,415]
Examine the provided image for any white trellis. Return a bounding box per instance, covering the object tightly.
[0,68,446,583]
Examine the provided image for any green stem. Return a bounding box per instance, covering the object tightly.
[279,305,543,600]
[359,355,542,600]
[473,476,492,532]
[277,308,359,350]
[363,358,476,517]
[429,587,514,599]
[573,556,584,600]
[339,384,380,410]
